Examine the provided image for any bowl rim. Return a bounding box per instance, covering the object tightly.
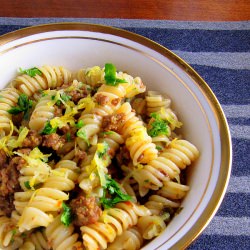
[0,22,232,249]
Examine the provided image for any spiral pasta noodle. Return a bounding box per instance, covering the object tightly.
[18,160,51,192]
[75,66,104,87]
[0,215,23,250]
[116,102,158,165]
[131,139,199,196]
[12,66,72,97]
[137,215,166,240]
[0,88,20,134]
[19,229,49,250]
[80,202,151,250]
[144,181,190,216]
[145,91,171,115]
[43,160,80,191]
[161,139,200,169]
[107,227,143,250]
[46,215,83,250]
[14,188,69,232]
[77,113,103,145]
[29,92,55,132]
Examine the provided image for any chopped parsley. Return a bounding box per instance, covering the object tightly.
[75,120,84,129]
[41,121,57,135]
[24,181,42,190]
[7,94,33,120]
[148,112,170,137]
[66,132,71,142]
[156,145,163,151]
[19,67,42,77]
[61,93,71,102]
[104,63,127,86]
[24,181,31,189]
[60,202,73,226]
[10,229,17,243]
[100,175,131,209]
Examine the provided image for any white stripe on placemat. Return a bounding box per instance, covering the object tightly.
[229,125,250,139]
[227,176,250,193]
[222,105,250,118]
[0,18,249,30]
[204,217,250,236]
[172,51,250,70]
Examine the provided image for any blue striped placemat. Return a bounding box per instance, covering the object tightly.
[0,18,249,250]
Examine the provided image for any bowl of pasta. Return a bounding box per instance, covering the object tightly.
[0,23,231,250]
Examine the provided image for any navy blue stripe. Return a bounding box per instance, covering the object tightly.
[216,193,249,217]
[123,27,250,52]
[188,235,250,250]
[190,65,250,105]
[0,25,26,36]
[228,118,250,126]
[231,139,250,176]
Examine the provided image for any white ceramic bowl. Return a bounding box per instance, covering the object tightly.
[0,23,232,249]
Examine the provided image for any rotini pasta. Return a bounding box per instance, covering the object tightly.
[14,188,69,232]
[0,63,199,250]
[137,215,166,240]
[116,102,158,165]
[144,180,190,216]
[19,229,49,250]
[145,91,171,115]
[0,88,20,134]
[29,92,56,132]
[130,139,199,196]
[12,66,72,97]
[0,215,23,250]
[80,202,151,250]
[107,227,143,250]
[46,215,83,250]
[43,160,80,191]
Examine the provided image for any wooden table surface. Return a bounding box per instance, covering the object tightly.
[0,0,249,21]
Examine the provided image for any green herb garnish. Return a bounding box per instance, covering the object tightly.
[148,112,170,137]
[24,181,42,190]
[76,127,89,146]
[60,202,73,226]
[10,229,17,244]
[41,121,57,135]
[7,94,33,120]
[100,175,131,209]
[19,67,42,77]
[24,181,31,189]
[75,120,84,129]
[66,132,71,142]
[61,93,71,102]
[156,145,163,151]
[104,63,127,86]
